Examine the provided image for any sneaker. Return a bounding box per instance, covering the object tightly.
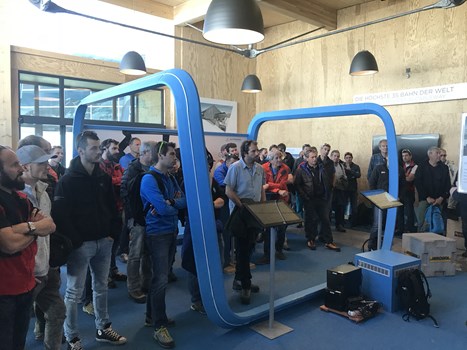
[96,323,127,345]
[190,301,206,315]
[129,291,147,304]
[154,326,175,349]
[256,255,270,265]
[67,337,84,350]
[119,253,129,263]
[232,279,259,293]
[325,242,341,252]
[82,302,94,316]
[275,251,287,260]
[111,271,127,282]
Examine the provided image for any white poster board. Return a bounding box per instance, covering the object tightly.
[458,113,467,193]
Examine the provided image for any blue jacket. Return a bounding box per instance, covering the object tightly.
[140,167,186,235]
[213,162,228,186]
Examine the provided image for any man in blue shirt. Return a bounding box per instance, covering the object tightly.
[224,140,265,305]
[140,141,186,349]
[119,137,141,170]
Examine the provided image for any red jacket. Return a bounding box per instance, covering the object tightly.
[99,159,123,212]
[262,162,291,203]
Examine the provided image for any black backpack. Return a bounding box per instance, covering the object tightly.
[127,170,177,226]
[397,269,439,327]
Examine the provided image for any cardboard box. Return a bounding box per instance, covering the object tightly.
[402,232,456,277]
[446,219,465,251]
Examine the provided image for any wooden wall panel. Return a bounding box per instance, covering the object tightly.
[175,27,257,133]
[256,0,467,183]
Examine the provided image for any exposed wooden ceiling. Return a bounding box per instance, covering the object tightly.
[99,0,375,30]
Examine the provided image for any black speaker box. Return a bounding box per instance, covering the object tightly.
[327,264,362,297]
[324,288,347,311]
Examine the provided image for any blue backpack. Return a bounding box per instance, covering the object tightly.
[424,205,444,234]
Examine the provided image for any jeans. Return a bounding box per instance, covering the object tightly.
[303,197,333,244]
[263,225,287,255]
[0,290,33,350]
[345,190,358,226]
[188,273,201,303]
[64,237,113,341]
[146,233,177,329]
[33,267,66,350]
[127,224,151,294]
[369,206,387,248]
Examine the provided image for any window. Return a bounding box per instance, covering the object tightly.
[19,72,165,165]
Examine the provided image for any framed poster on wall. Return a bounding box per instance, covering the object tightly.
[458,113,467,193]
[200,97,237,133]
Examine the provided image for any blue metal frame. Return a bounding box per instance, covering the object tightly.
[72,69,398,328]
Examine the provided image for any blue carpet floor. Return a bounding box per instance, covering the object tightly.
[25,231,467,349]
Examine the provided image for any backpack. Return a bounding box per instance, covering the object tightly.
[396,269,439,327]
[424,205,444,234]
[127,170,177,226]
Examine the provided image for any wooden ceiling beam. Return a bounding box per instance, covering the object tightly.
[98,0,174,20]
[259,0,337,30]
[173,0,211,25]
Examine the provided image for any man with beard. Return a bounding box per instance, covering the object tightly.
[99,139,126,286]
[140,141,186,349]
[52,131,127,349]
[0,145,55,350]
[224,140,266,305]
[16,145,65,350]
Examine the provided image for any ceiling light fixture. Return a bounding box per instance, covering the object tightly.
[241,74,262,93]
[349,50,379,76]
[119,51,147,75]
[203,0,264,45]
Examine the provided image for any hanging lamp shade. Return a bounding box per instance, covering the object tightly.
[203,0,264,45]
[241,74,262,93]
[349,50,379,76]
[119,51,147,75]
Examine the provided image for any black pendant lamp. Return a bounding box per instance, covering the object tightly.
[120,51,147,75]
[349,50,379,76]
[203,0,264,45]
[241,74,262,93]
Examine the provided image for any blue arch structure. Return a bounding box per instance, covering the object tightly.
[73,68,398,328]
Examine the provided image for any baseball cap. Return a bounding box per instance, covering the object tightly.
[16,145,53,165]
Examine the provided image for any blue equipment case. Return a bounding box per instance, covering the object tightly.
[354,250,420,312]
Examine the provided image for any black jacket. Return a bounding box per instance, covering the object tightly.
[52,156,121,249]
[120,159,148,219]
[369,163,405,197]
[294,162,331,201]
[415,160,451,200]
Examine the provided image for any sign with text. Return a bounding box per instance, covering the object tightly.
[353,83,467,106]
[458,113,467,193]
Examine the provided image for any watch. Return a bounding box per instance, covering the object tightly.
[27,221,37,235]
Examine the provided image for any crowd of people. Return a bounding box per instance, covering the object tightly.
[1,133,465,350]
